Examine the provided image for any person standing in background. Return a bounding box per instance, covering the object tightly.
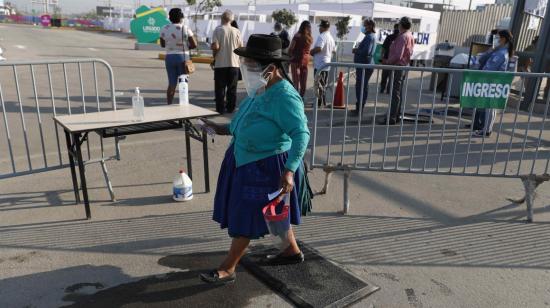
[210,21,239,70]
[518,36,537,73]
[272,22,291,72]
[352,19,376,117]
[160,8,196,105]
[379,23,399,94]
[211,10,242,114]
[383,17,414,125]
[311,20,335,108]
[289,20,313,99]
[473,29,514,137]
[271,22,290,52]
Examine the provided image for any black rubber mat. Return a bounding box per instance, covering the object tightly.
[241,241,379,308]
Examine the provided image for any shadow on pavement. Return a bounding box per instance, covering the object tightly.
[61,252,273,308]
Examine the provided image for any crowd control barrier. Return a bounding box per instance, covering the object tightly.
[0,58,120,199]
[310,62,550,222]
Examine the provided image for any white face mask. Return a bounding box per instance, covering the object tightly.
[240,60,273,98]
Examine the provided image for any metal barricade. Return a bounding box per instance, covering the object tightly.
[0,58,120,194]
[310,62,550,222]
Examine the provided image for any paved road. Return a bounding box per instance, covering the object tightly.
[1,24,550,308]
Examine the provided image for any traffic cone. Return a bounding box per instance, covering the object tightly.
[333,71,346,109]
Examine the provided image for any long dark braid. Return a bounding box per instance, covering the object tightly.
[276,61,294,86]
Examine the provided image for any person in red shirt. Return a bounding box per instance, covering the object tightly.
[289,21,313,99]
[383,17,415,124]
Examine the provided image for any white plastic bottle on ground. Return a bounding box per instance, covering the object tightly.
[173,170,193,202]
[178,75,189,105]
[132,87,144,121]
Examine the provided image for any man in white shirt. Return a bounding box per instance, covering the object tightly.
[211,10,243,114]
[310,20,335,107]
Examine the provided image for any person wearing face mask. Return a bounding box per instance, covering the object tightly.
[383,17,415,125]
[380,24,399,94]
[352,19,376,117]
[311,20,336,107]
[472,29,514,137]
[198,34,312,285]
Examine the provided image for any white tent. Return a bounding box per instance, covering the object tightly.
[199,1,438,60]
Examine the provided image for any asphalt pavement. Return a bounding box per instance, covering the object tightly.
[1,24,550,308]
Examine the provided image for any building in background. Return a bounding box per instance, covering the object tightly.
[438,3,541,50]
[405,1,455,12]
[375,0,455,11]
[0,1,17,16]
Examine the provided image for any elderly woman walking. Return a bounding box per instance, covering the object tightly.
[199,34,313,284]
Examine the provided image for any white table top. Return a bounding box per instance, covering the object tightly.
[54,104,218,133]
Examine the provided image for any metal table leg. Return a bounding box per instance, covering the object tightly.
[185,125,193,180]
[74,132,91,219]
[202,129,210,193]
[64,130,80,204]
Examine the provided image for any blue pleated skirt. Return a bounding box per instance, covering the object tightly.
[213,144,308,239]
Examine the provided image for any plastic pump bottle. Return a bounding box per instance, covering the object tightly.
[178,75,189,105]
[132,87,144,121]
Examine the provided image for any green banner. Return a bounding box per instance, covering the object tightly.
[130,5,170,44]
[460,71,514,109]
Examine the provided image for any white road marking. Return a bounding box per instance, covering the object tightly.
[13,45,26,49]
[88,47,99,51]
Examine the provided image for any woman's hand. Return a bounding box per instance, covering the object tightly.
[199,118,230,136]
[280,170,295,194]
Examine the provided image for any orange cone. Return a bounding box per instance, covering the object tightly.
[333,71,346,109]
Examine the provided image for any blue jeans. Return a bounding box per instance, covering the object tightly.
[165,54,185,86]
[473,108,497,133]
[355,67,374,112]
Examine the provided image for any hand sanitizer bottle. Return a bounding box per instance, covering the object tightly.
[178,75,189,105]
[132,87,144,121]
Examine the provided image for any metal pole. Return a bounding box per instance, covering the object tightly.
[509,0,526,40]
[531,8,550,74]
[522,4,550,110]
[343,169,350,214]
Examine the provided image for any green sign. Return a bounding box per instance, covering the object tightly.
[130,5,170,44]
[460,71,514,109]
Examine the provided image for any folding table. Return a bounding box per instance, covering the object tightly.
[54,104,218,219]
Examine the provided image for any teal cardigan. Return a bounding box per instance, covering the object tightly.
[229,79,310,172]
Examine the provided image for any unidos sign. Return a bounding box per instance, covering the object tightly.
[130,5,170,44]
[460,71,514,109]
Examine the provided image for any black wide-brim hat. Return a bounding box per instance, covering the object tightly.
[234,34,290,62]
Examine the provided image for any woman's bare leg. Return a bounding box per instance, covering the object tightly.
[217,237,250,278]
[281,228,301,256]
